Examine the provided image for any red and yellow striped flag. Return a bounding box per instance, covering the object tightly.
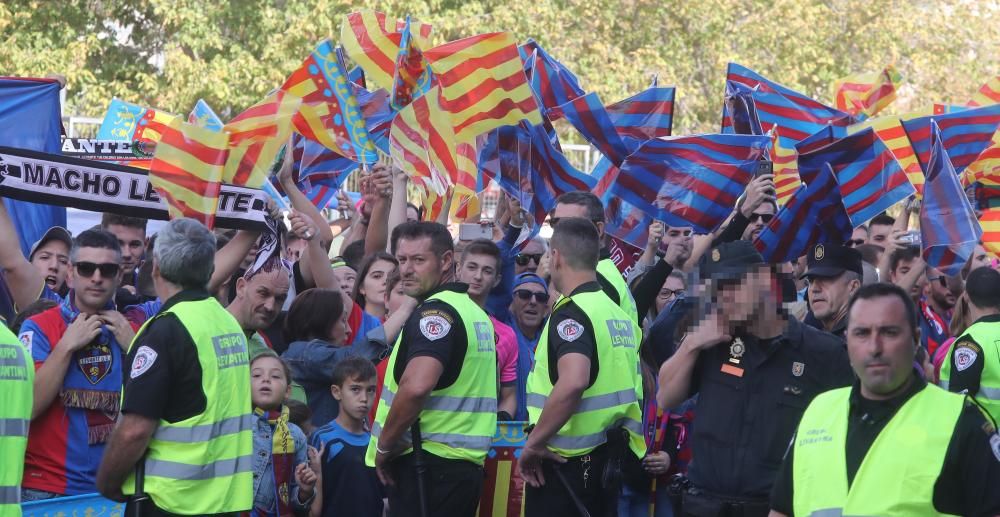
[222,91,301,188]
[980,208,1000,256]
[389,86,460,196]
[452,141,480,221]
[968,76,1000,107]
[832,65,902,119]
[963,127,1000,187]
[770,126,801,206]
[149,119,229,229]
[423,32,542,140]
[340,10,433,91]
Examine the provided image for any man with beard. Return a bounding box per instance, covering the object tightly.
[19,230,134,500]
[227,257,291,359]
[656,241,854,516]
[509,273,551,421]
[366,221,496,516]
[0,196,73,322]
[802,244,863,339]
[919,266,958,357]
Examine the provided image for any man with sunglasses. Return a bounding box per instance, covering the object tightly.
[552,191,640,328]
[846,225,869,248]
[918,267,958,358]
[19,229,134,500]
[656,241,853,517]
[509,273,552,421]
[514,238,547,277]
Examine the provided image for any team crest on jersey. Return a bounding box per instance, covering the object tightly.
[18,330,32,352]
[557,319,584,342]
[77,342,114,385]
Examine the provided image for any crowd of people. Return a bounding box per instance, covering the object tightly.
[2,161,1000,517]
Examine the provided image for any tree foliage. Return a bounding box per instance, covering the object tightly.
[2,0,997,134]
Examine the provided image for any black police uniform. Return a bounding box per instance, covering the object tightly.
[680,241,855,517]
[946,313,1000,396]
[770,373,1000,516]
[801,243,863,340]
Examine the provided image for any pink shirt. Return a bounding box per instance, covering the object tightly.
[491,316,519,384]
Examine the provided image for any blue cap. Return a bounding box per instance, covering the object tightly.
[513,272,548,291]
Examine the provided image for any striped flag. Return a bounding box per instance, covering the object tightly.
[423,32,542,140]
[390,16,434,110]
[97,98,178,144]
[963,127,1000,187]
[920,121,983,276]
[340,10,432,90]
[188,99,224,132]
[548,92,631,167]
[753,163,853,263]
[724,63,855,149]
[281,40,378,163]
[605,86,676,144]
[389,86,467,196]
[968,76,1000,107]
[356,86,394,154]
[832,65,902,119]
[797,127,915,227]
[724,81,764,136]
[980,208,1000,257]
[292,134,358,189]
[902,103,1000,176]
[149,119,229,229]
[519,39,585,116]
[605,134,770,248]
[771,126,801,206]
[222,91,301,188]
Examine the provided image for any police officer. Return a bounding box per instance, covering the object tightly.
[0,324,32,516]
[941,266,1000,422]
[770,283,1000,516]
[366,221,496,517]
[656,241,854,517]
[518,218,645,517]
[97,218,254,516]
[552,191,640,328]
[802,243,863,339]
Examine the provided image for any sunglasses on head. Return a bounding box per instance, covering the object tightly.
[74,261,120,278]
[515,253,543,266]
[514,289,550,303]
[748,213,774,224]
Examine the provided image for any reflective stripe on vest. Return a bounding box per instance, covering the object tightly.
[939,321,1000,423]
[792,384,963,517]
[152,413,256,443]
[144,453,254,481]
[366,289,498,466]
[526,290,646,458]
[0,418,28,437]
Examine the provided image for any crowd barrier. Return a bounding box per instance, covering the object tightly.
[21,422,529,517]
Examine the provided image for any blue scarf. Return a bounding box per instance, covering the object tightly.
[513,321,543,422]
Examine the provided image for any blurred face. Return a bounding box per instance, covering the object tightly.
[924,269,957,310]
[105,224,145,276]
[458,253,500,301]
[510,282,550,334]
[70,247,121,312]
[848,227,868,247]
[869,224,892,246]
[847,295,918,400]
[31,240,70,291]
[329,305,350,346]
[968,245,990,274]
[251,356,289,410]
[333,266,357,294]
[655,275,686,315]
[515,239,546,276]
[235,269,289,330]
[331,375,377,423]
[360,259,396,308]
[741,203,775,241]
[395,237,451,298]
[808,272,860,326]
[715,267,769,325]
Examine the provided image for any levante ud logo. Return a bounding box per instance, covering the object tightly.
[77,342,114,385]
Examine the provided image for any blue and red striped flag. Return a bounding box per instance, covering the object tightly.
[919,121,983,276]
[291,134,357,188]
[723,81,764,136]
[605,134,770,248]
[724,63,855,149]
[519,39,585,117]
[793,125,848,159]
[548,92,631,167]
[796,127,915,227]
[605,86,675,147]
[753,163,853,263]
[901,103,1000,175]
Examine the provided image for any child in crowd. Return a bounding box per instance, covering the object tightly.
[250,352,318,516]
[310,356,383,517]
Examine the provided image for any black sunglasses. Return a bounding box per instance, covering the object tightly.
[74,261,120,279]
[514,289,550,303]
[748,213,774,224]
[515,253,543,266]
[846,239,865,247]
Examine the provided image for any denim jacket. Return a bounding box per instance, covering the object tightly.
[251,412,311,514]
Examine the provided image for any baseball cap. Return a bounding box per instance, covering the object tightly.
[803,243,862,279]
[698,240,764,281]
[28,226,73,261]
[513,272,548,291]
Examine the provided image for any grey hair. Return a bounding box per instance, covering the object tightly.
[153,218,217,289]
